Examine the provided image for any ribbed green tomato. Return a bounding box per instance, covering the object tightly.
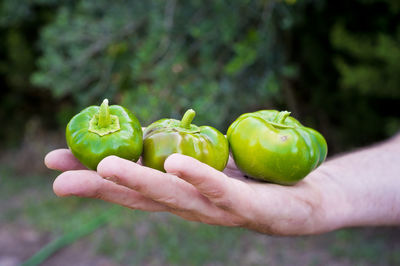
[227,110,327,185]
[66,99,143,170]
[142,109,229,172]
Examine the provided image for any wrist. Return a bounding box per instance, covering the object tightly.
[314,158,400,231]
[305,165,354,233]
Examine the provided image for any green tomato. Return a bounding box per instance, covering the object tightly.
[227,110,327,185]
[66,99,143,170]
[142,109,229,172]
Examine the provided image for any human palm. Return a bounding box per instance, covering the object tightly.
[45,149,344,236]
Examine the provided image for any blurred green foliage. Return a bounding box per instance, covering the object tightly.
[30,0,288,129]
[1,0,400,152]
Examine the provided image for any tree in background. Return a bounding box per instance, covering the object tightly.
[31,0,290,129]
[1,0,399,153]
[0,0,58,146]
[288,0,400,150]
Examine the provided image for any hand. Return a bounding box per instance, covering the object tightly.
[45,149,348,236]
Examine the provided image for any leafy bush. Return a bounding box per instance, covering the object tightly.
[1,0,399,151]
[31,0,294,129]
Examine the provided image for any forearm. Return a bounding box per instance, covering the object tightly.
[317,134,400,230]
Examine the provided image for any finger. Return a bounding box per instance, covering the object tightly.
[164,154,248,212]
[97,156,214,213]
[53,170,168,212]
[45,149,86,171]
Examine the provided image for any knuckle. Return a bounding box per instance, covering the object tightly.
[130,181,147,193]
[205,186,226,199]
[89,180,106,199]
[158,195,180,208]
[204,186,232,210]
[213,197,234,211]
[92,191,105,200]
[228,216,248,227]
[104,175,119,184]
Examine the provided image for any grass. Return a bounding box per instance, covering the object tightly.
[1,163,399,265]
[331,228,400,265]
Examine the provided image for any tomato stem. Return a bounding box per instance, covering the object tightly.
[275,111,291,124]
[98,99,111,128]
[180,109,196,129]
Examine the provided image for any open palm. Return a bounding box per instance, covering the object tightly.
[45,149,345,236]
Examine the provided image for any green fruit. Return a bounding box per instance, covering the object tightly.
[143,109,229,172]
[66,99,143,170]
[227,110,327,185]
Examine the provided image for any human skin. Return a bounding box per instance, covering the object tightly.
[44,134,400,236]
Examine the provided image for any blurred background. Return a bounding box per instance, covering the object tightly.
[1,0,399,265]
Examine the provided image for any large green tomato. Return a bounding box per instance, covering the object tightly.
[227,110,327,185]
[142,109,229,172]
[66,99,143,170]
